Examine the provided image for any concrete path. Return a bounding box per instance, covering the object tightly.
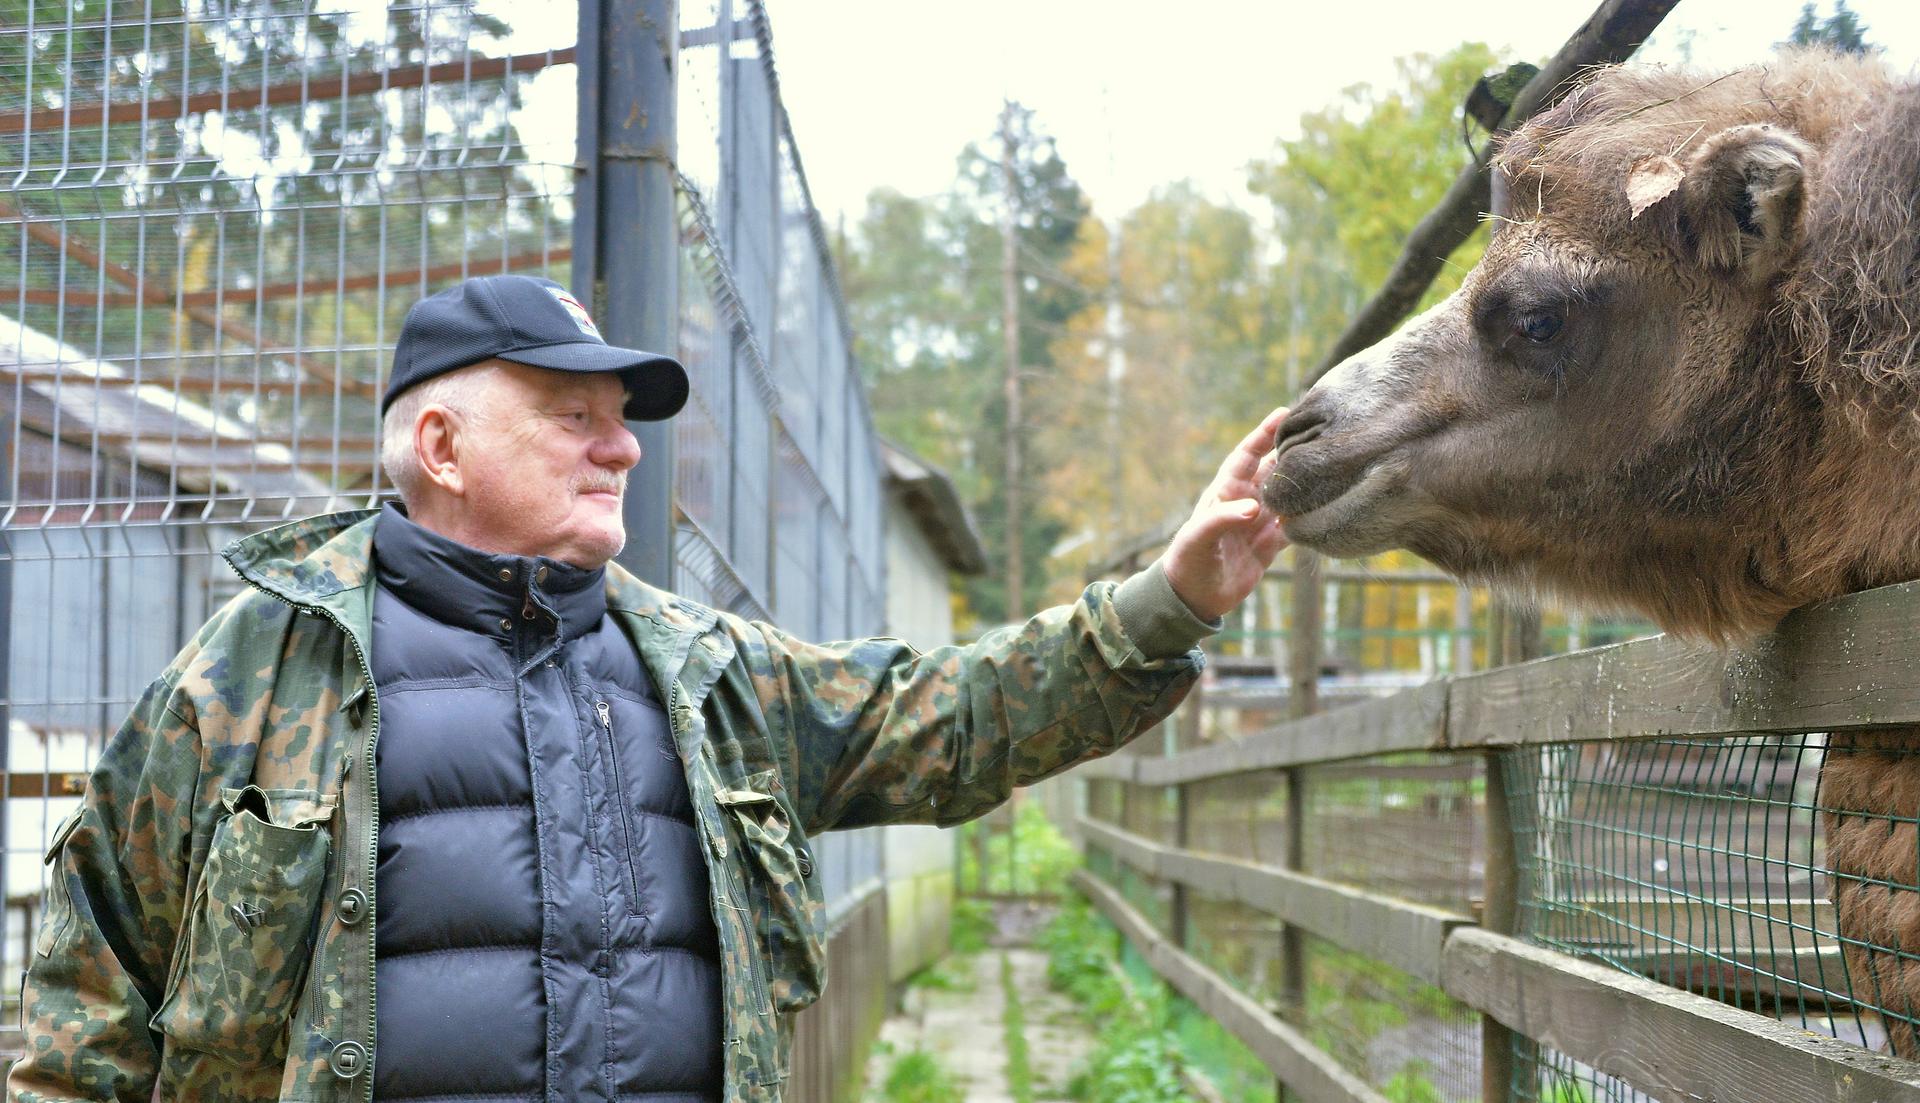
[863,910,1096,1102]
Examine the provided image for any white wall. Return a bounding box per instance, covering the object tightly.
[880,485,962,981]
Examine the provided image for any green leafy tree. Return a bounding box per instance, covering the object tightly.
[1033,183,1271,599]
[842,104,1088,626]
[1249,43,1503,337]
[1785,1,1874,54]
[849,45,1513,620]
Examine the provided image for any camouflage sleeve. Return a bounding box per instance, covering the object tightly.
[749,564,1212,833]
[8,673,202,1102]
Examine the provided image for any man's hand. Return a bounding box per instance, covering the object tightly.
[1162,407,1291,622]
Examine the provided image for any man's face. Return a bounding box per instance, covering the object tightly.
[452,362,641,568]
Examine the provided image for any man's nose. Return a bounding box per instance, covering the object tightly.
[593,423,642,470]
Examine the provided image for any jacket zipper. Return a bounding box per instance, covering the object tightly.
[227,575,381,1100]
[596,700,645,917]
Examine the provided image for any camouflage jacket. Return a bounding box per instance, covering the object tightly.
[9,509,1207,1102]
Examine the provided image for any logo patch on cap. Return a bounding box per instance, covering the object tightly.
[545,286,603,339]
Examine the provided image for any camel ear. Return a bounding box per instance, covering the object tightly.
[1680,123,1813,285]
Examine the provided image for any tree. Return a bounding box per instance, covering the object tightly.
[1249,43,1503,334]
[1785,1,1874,54]
[842,104,1089,627]
[848,46,1514,623]
[1032,184,1271,600]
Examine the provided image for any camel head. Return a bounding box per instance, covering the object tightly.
[1263,54,1920,640]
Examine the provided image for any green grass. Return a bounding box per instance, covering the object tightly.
[877,1048,965,1103]
[950,897,993,955]
[903,955,977,994]
[1001,952,1036,1103]
[960,801,1083,895]
[1039,896,1193,1103]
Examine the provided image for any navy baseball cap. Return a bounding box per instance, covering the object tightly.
[384,275,689,421]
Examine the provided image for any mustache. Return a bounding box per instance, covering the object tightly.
[571,471,627,496]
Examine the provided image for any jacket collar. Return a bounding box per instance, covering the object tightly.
[223,507,723,655]
[373,502,608,646]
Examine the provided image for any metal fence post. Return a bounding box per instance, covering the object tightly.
[575,0,680,585]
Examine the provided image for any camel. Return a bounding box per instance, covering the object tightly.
[1261,52,1920,1053]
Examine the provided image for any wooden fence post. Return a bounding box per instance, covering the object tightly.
[1481,601,1541,1103]
[1481,748,1519,1103]
[1278,549,1324,1101]
[1170,676,1202,948]
[1171,781,1191,949]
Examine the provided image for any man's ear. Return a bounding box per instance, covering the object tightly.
[414,405,464,497]
[1680,123,1814,286]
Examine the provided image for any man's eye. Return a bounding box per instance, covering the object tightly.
[1515,311,1564,344]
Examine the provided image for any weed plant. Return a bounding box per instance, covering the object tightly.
[876,1049,965,1103]
[1001,952,1036,1103]
[950,897,993,955]
[959,800,1083,895]
[1039,896,1202,1103]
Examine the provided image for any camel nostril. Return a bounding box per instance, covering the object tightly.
[1275,406,1330,456]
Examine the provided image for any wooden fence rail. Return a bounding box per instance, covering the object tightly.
[1072,576,1920,1103]
[1078,579,1920,791]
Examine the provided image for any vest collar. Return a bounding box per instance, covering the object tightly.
[373,502,608,646]
[223,507,722,680]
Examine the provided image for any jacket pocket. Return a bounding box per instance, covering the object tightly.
[150,785,336,1067]
[714,770,826,1012]
[34,809,84,956]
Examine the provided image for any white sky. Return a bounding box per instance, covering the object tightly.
[767,0,1920,224]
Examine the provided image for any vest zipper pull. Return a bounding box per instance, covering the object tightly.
[596,700,612,732]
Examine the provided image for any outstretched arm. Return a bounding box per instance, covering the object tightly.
[755,408,1291,832]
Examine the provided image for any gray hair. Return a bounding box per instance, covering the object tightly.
[379,360,502,504]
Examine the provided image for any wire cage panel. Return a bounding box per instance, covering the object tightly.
[1504,735,1917,1058]
[1303,932,1482,1102]
[1187,768,1292,868]
[3,0,895,1036]
[1303,754,1484,913]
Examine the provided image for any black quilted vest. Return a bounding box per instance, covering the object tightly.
[368,504,722,1101]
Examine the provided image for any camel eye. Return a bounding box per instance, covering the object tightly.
[1516,311,1564,344]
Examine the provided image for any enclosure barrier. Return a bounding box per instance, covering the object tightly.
[1073,578,1920,1103]
[2,0,893,1087]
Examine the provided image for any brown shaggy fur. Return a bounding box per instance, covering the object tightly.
[1489,54,1920,623]
[1267,52,1920,1051]
[1512,56,1920,1053]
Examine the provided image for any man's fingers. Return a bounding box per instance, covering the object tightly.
[1253,448,1278,490]
[1188,497,1265,544]
[1220,406,1290,483]
[1239,406,1290,457]
[1251,514,1290,562]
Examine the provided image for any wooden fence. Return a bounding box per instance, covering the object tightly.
[1071,578,1920,1103]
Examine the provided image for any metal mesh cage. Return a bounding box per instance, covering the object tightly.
[1505,732,1920,1098]
[2,0,894,1032]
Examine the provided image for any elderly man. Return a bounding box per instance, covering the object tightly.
[9,275,1288,1102]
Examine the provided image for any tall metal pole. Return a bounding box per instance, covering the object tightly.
[998,102,1024,620]
[576,0,680,586]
